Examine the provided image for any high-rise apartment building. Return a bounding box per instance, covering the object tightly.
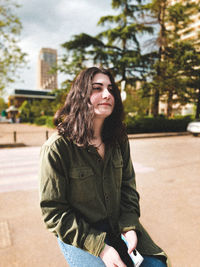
[37,48,58,90]
[168,0,200,45]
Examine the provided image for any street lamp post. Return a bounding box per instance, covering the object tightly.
[121,80,127,101]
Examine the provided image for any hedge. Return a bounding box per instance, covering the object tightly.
[33,115,193,134]
[34,116,54,128]
[125,115,193,134]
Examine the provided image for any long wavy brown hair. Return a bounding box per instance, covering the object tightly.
[54,67,126,146]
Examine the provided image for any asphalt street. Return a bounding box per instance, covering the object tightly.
[0,135,199,267]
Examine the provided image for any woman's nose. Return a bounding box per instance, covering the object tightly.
[102,88,111,98]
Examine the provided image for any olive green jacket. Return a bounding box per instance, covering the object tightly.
[39,133,169,264]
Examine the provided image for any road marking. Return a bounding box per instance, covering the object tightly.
[0,175,37,186]
[0,221,12,248]
[0,147,40,193]
[0,166,38,177]
[134,162,155,173]
[0,147,155,193]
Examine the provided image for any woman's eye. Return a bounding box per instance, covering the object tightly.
[108,86,113,92]
[92,87,101,91]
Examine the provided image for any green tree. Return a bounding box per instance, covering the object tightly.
[59,35,90,79]
[19,89,68,124]
[51,88,68,112]
[19,100,33,122]
[0,97,7,112]
[0,0,27,91]
[123,86,149,116]
[96,0,154,84]
[180,45,200,119]
[60,0,153,87]
[142,0,199,117]
[59,0,200,118]
[20,99,55,123]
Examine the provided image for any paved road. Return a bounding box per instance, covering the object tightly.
[0,135,199,266]
[0,146,155,193]
[0,147,40,193]
[129,135,200,267]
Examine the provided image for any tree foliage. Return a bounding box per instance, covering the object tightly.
[142,0,200,117]
[58,0,200,118]
[60,0,153,87]
[0,0,27,91]
[0,96,7,112]
[19,89,67,124]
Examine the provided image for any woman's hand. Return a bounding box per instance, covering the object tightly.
[99,244,126,267]
[122,230,138,254]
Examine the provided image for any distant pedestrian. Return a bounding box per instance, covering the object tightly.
[39,67,170,267]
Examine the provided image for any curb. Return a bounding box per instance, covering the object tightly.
[128,132,189,139]
[0,143,26,148]
[0,132,190,148]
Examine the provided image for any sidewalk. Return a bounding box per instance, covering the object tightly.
[0,190,67,267]
[0,123,56,147]
[128,131,189,139]
[0,122,189,148]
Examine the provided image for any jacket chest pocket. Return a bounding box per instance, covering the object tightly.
[69,167,96,203]
[112,158,123,189]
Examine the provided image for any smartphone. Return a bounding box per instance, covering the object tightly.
[121,234,144,267]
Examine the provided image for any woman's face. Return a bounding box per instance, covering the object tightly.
[90,73,115,119]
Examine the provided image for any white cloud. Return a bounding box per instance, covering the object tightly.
[9,0,114,91]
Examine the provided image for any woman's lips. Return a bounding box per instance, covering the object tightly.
[99,103,111,106]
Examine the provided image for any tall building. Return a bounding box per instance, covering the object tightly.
[168,0,200,45]
[37,48,58,90]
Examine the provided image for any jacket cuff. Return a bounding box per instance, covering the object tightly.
[83,231,107,256]
[119,214,141,234]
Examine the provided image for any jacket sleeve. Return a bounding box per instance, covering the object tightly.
[118,139,141,234]
[39,144,106,256]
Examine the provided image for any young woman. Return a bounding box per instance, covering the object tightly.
[39,67,170,267]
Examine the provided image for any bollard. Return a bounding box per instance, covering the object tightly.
[14,131,17,143]
[46,130,49,140]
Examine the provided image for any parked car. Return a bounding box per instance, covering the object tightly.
[0,116,12,123]
[187,119,200,136]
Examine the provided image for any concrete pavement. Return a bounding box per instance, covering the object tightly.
[0,190,67,267]
[0,132,199,267]
[0,145,67,267]
[130,136,200,267]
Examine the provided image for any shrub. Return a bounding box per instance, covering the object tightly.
[34,116,47,125]
[34,116,55,128]
[125,115,193,134]
[45,116,54,128]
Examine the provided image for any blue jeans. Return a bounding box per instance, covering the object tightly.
[141,256,167,267]
[58,238,105,267]
[58,239,167,267]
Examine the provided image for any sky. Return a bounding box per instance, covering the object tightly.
[8,0,114,95]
